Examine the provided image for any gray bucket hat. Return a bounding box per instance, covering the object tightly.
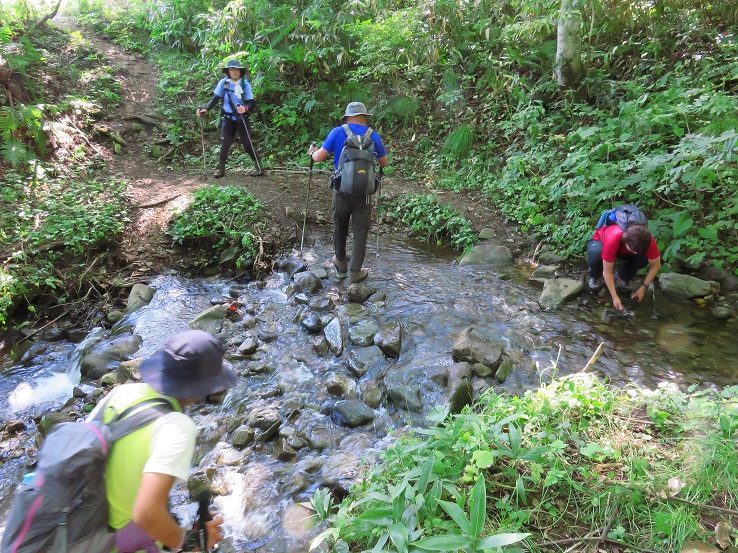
[342,101,372,121]
[138,330,237,398]
[222,59,246,74]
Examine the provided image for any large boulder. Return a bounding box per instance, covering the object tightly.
[452,326,504,369]
[459,244,514,267]
[660,273,713,300]
[538,278,583,308]
[126,283,156,313]
[80,334,143,379]
[190,304,228,335]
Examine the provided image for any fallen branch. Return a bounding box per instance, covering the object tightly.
[33,0,62,29]
[580,341,605,372]
[536,535,659,553]
[667,496,738,517]
[137,194,182,209]
[16,308,72,344]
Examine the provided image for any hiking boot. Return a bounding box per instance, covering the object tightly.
[213,164,225,178]
[332,255,348,277]
[349,269,369,284]
[587,277,603,292]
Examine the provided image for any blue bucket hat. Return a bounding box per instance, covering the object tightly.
[222,59,246,75]
[138,330,237,398]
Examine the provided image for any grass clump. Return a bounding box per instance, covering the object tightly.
[167,185,263,268]
[387,194,478,253]
[312,373,738,553]
[0,169,129,324]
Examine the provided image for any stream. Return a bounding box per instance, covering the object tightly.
[1,236,737,552]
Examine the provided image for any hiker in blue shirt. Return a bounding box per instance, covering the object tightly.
[197,59,264,178]
[309,102,388,284]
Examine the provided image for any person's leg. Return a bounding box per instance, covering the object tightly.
[332,191,351,274]
[216,119,235,177]
[349,195,372,272]
[617,253,648,282]
[586,240,604,278]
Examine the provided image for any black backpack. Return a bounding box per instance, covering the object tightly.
[331,124,379,196]
[595,204,648,230]
[1,397,173,553]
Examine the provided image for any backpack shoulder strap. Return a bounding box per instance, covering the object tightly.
[107,398,175,441]
[341,123,355,139]
[361,127,373,147]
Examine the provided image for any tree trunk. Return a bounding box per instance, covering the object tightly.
[555,0,584,89]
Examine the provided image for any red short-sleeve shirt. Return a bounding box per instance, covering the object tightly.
[592,225,660,263]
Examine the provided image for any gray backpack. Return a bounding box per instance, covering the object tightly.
[0,397,173,553]
[332,124,378,196]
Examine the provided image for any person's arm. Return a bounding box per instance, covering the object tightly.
[197,95,220,116]
[631,256,661,302]
[377,155,388,168]
[602,260,623,310]
[308,144,329,162]
[132,473,186,550]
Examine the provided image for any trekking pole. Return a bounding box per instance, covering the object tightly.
[301,143,316,253]
[197,113,207,172]
[237,111,263,173]
[196,491,213,552]
[375,167,383,257]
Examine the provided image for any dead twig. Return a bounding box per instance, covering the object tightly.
[667,496,738,517]
[137,194,182,209]
[580,342,605,372]
[536,535,659,553]
[16,308,72,345]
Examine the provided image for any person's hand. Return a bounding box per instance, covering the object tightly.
[196,109,207,117]
[612,295,624,311]
[237,105,247,114]
[205,516,224,549]
[631,285,646,302]
[308,142,318,156]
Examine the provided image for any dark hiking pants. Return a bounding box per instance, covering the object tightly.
[333,191,372,272]
[587,239,648,281]
[219,117,258,165]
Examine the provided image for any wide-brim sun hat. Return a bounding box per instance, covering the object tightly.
[342,101,372,121]
[138,330,237,398]
[222,59,246,74]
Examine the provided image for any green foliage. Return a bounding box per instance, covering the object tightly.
[0,169,129,324]
[386,194,478,252]
[442,125,474,160]
[313,373,738,552]
[167,186,263,267]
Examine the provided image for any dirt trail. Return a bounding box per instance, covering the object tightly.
[75,26,523,275]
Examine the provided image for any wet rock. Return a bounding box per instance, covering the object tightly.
[274,438,298,461]
[241,314,257,330]
[472,363,494,377]
[449,362,473,380]
[326,374,356,398]
[4,420,26,434]
[539,278,583,308]
[288,272,322,296]
[711,306,734,321]
[38,408,78,437]
[313,335,330,356]
[495,358,515,383]
[248,404,282,431]
[425,365,449,386]
[359,379,384,408]
[190,304,228,334]
[187,472,212,502]
[369,290,387,302]
[275,257,307,278]
[294,293,310,305]
[257,330,279,343]
[126,283,156,313]
[216,446,243,466]
[73,387,86,398]
[237,338,258,355]
[100,372,119,386]
[346,345,385,377]
[231,425,256,448]
[302,421,335,450]
[537,249,566,265]
[332,400,375,427]
[309,296,335,312]
[349,319,380,346]
[256,421,281,442]
[374,320,406,358]
[532,265,558,278]
[311,267,329,280]
[384,369,422,412]
[80,334,143,379]
[336,304,369,324]
[348,283,376,303]
[20,342,48,365]
[324,317,345,356]
[301,312,323,334]
[106,310,125,323]
[452,326,503,369]
[722,274,738,293]
[660,273,712,299]
[447,377,473,414]
[459,244,513,267]
[41,326,65,342]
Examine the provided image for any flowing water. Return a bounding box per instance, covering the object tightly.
[1,236,736,551]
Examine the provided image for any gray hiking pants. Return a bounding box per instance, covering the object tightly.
[333,191,372,272]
